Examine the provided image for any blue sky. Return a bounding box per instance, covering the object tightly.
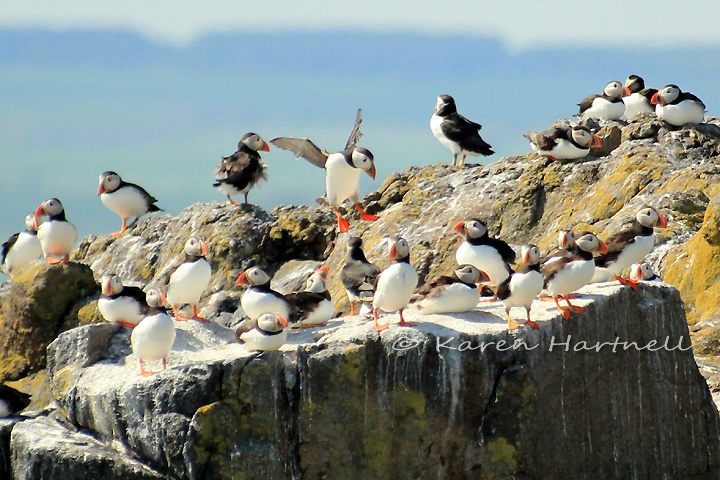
[1,1,719,252]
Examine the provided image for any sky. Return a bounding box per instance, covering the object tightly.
[1,1,719,263]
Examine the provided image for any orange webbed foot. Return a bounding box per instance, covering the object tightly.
[559,307,572,320]
[568,305,584,314]
[617,276,639,290]
[117,321,137,328]
[507,319,523,330]
[525,320,540,330]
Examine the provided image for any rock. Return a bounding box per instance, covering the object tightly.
[0,262,98,381]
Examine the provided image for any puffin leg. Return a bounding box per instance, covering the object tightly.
[112,218,128,238]
[139,360,153,377]
[244,192,249,204]
[227,195,241,206]
[46,256,63,265]
[355,203,379,222]
[126,217,140,230]
[373,309,389,332]
[562,295,584,314]
[616,275,639,290]
[173,306,189,321]
[348,302,357,316]
[554,296,572,320]
[398,309,415,327]
[524,308,540,330]
[334,208,350,233]
[507,310,523,330]
[459,154,467,167]
[161,358,167,372]
[451,154,457,166]
[117,320,136,328]
[191,305,209,322]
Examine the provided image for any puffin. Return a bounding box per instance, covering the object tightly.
[166,236,211,321]
[340,236,381,315]
[98,171,162,237]
[577,81,625,120]
[285,266,334,328]
[525,125,601,161]
[372,236,419,332]
[541,229,577,267]
[652,84,706,126]
[33,198,77,264]
[213,132,270,206]
[454,219,516,288]
[130,288,176,377]
[622,75,657,120]
[591,206,668,289]
[271,109,378,233]
[629,263,661,282]
[236,266,292,321]
[497,245,544,330]
[0,384,31,417]
[1,214,42,279]
[409,264,487,315]
[430,94,494,166]
[236,313,288,352]
[97,273,149,328]
[541,232,608,319]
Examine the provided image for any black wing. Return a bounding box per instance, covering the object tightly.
[0,384,31,413]
[681,91,706,110]
[541,255,574,285]
[496,275,512,301]
[344,109,363,150]
[124,182,162,213]
[486,237,516,264]
[410,275,457,302]
[441,113,481,142]
[640,88,658,101]
[270,137,329,169]
[526,127,568,151]
[1,233,20,265]
[286,291,327,322]
[578,94,600,115]
[235,318,258,338]
[594,226,642,268]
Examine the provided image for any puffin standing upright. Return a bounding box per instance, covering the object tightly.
[372,236,419,332]
[166,236,212,321]
[409,264,487,315]
[652,84,706,126]
[285,266,334,328]
[622,75,657,120]
[1,214,42,278]
[0,384,31,417]
[340,236,381,315]
[131,288,176,376]
[236,267,292,321]
[525,125,601,161]
[98,171,162,237]
[271,110,378,233]
[33,198,77,264]
[577,81,625,120]
[97,273,149,328]
[591,206,668,288]
[430,94,494,166]
[454,219,515,288]
[236,313,288,352]
[541,232,608,319]
[213,132,270,205]
[497,245,544,330]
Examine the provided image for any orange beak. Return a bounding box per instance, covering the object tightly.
[260,141,270,152]
[624,86,632,97]
[367,164,377,180]
[200,240,209,256]
[478,270,490,283]
[97,182,105,196]
[591,135,602,148]
[158,290,167,307]
[236,271,249,287]
[453,221,466,236]
[598,239,609,255]
[522,249,530,265]
[316,265,330,278]
[277,315,288,328]
[33,204,45,230]
[388,243,397,259]
[102,278,113,296]
[650,92,659,105]
[559,231,570,249]
[631,264,643,280]
[657,213,668,228]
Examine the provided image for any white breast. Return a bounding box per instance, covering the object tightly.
[622,94,653,120]
[582,98,625,120]
[373,263,418,313]
[456,242,510,286]
[166,260,211,307]
[298,298,334,326]
[131,312,176,361]
[413,282,479,315]
[537,139,590,160]
[0,399,10,418]
[2,232,42,275]
[504,270,544,309]
[325,153,361,207]
[98,296,145,327]
[241,288,291,321]
[430,114,460,154]
[656,101,705,126]
[101,187,149,219]
[546,259,595,296]
[605,234,655,275]
[240,328,287,351]
[37,220,77,258]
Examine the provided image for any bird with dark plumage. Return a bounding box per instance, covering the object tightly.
[497,245,544,330]
[213,132,270,206]
[409,264,486,315]
[340,236,381,316]
[271,110,378,233]
[0,384,31,417]
[285,266,334,328]
[236,267,292,321]
[98,171,162,238]
[33,198,77,265]
[373,236,418,332]
[652,84,706,126]
[1,214,42,279]
[98,273,149,328]
[525,125,601,161]
[577,81,625,120]
[431,94,494,166]
[454,218,515,289]
[236,312,288,351]
[622,75,657,120]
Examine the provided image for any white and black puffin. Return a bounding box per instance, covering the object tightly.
[629,263,661,282]
[1,214,42,278]
[98,171,162,237]
[340,236,381,315]
[98,273,149,328]
[236,313,288,352]
[652,84,706,126]
[213,132,270,206]
[236,266,292,321]
[0,384,31,417]
[372,236,419,332]
[285,265,334,328]
[166,236,211,321]
[33,198,77,264]
[577,81,625,120]
[525,125,601,161]
[541,232,608,319]
[454,219,516,288]
[497,245,544,330]
[409,264,487,315]
[271,110,378,233]
[430,94,494,166]
[591,206,668,289]
[130,288,176,376]
[622,75,657,120]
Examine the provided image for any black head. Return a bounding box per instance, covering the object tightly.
[435,95,457,116]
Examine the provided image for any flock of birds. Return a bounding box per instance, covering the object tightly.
[0,73,704,402]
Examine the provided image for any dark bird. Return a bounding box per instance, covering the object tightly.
[1,214,42,279]
[525,125,601,161]
[577,81,625,120]
[651,84,706,126]
[454,218,515,288]
[409,264,487,314]
[622,75,657,120]
[430,94,494,166]
[34,198,77,265]
[213,132,270,206]
[0,384,31,417]
[340,236,381,316]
